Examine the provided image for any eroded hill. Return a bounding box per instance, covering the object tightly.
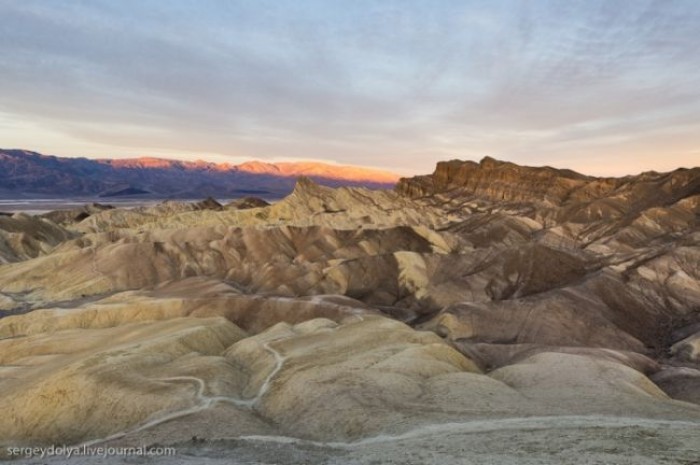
[1,157,699,464]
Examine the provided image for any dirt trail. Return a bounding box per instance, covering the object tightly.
[80,340,288,448]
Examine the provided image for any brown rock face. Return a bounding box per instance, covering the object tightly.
[396,157,594,202]
[396,157,700,217]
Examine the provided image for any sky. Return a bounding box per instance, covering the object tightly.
[0,0,699,176]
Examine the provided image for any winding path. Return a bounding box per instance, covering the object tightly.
[80,338,287,448]
[232,414,700,449]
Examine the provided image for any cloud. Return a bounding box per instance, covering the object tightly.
[0,0,698,175]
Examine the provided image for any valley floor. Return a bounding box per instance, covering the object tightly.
[9,416,700,465]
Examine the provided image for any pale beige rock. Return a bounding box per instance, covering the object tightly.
[0,278,375,338]
[222,316,525,441]
[0,317,246,446]
[489,352,698,419]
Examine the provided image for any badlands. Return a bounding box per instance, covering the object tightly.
[1,157,699,464]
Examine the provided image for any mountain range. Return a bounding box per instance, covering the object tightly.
[0,149,399,198]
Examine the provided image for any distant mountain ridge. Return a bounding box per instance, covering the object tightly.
[0,149,399,198]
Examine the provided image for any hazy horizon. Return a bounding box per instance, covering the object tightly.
[4,146,698,179]
[1,0,699,176]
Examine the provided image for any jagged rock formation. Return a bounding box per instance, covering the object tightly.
[1,157,699,464]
